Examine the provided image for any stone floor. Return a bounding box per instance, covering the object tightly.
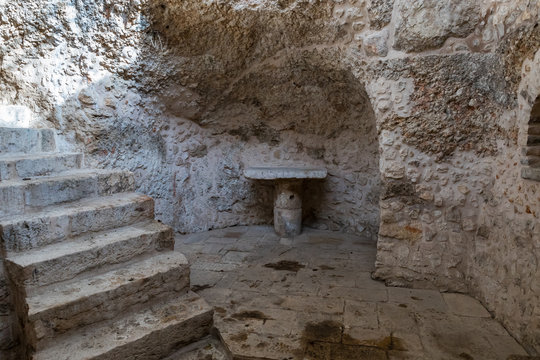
[175,226,529,360]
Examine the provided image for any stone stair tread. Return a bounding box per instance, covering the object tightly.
[528,123,540,135]
[0,152,81,162]
[6,220,168,267]
[34,291,213,360]
[7,220,169,268]
[0,152,83,181]
[522,166,540,181]
[0,127,55,154]
[27,251,189,316]
[163,335,231,360]
[0,192,154,253]
[0,168,124,187]
[0,192,149,224]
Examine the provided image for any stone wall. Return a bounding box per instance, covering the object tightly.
[0,0,539,355]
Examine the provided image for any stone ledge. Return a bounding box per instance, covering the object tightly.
[521,166,540,181]
[244,167,327,180]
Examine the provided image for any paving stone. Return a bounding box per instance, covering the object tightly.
[196,288,234,305]
[342,327,391,346]
[442,292,491,318]
[175,227,528,360]
[206,236,239,245]
[319,285,389,302]
[416,311,524,360]
[163,335,230,360]
[190,270,225,290]
[183,243,226,255]
[343,300,378,329]
[191,261,239,273]
[388,287,448,313]
[221,250,252,264]
[174,231,212,246]
[486,334,530,358]
[220,331,302,360]
[280,295,344,315]
[218,307,299,337]
[355,271,387,290]
[377,302,420,333]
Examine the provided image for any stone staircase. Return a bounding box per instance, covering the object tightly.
[522,109,540,181]
[0,126,214,359]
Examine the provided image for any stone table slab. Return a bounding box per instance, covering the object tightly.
[244,166,327,237]
[244,167,327,180]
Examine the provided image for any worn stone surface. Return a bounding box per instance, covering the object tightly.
[244,167,327,180]
[0,0,539,355]
[0,126,212,358]
[178,226,528,360]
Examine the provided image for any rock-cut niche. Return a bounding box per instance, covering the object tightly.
[144,3,381,237]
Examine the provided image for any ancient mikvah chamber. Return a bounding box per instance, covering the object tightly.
[0,1,539,359]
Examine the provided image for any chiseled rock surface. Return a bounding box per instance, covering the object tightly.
[393,0,481,52]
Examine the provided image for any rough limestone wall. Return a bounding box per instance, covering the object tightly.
[366,1,540,352]
[0,0,539,354]
[469,45,540,353]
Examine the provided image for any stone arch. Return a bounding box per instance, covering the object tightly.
[165,51,383,237]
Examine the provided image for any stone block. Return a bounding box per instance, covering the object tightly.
[0,153,82,181]
[25,252,190,347]
[0,193,154,252]
[0,105,32,128]
[6,221,173,288]
[522,166,540,181]
[34,292,213,360]
[0,128,55,154]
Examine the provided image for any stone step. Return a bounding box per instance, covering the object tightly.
[23,252,191,348]
[525,145,540,157]
[0,152,83,181]
[528,123,540,135]
[0,192,154,252]
[32,291,213,360]
[527,135,540,146]
[5,221,174,289]
[522,166,540,181]
[521,155,540,167]
[163,335,232,360]
[0,127,55,154]
[0,105,33,128]
[0,169,134,217]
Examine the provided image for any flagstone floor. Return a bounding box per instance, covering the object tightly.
[175,226,529,360]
